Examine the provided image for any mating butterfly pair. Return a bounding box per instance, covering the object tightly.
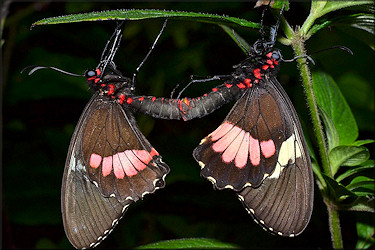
[24,10,313,249]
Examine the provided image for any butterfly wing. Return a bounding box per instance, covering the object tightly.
[193,76,313,235]
[237,77,313,236]
[62,94,169,248]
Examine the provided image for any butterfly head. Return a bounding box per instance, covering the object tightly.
[85,63,134,102]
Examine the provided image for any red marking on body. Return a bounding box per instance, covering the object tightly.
[150,148,159,157]
[126,98,133,104]
[101,83,106,87]
[249,136,260,166]
[178,99,186,113]
[94,78,100,83]
[225,83,232,88]
[235,132,250,168]
[267,59,273,65]
[211,122,233,141]
[87,76,96,81]
[262,65,269,70]
[222,130,245,164]
[253,68,262,79]
[212,126,242,153]
[237,82,246,89]
[270,65,275,68]
[274,60,279,65]
[244,78,251,87]
[255,79,259,84]
[204,93,208,97]
[96,69,101,75]
[107,84,115,96]
[90,153,102,168]
[266,52,272,58]
[260,139,276,158]
[212,88,218,92]
[102,156,113,177]
[118,94,126,104]
[138,97,145,101]
[152,96,156,102]
[183,97,190,106]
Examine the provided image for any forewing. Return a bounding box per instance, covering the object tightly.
[194,77,313,235]
[194,80,286,190]
[62,94,169,248]
[80,95,169,202]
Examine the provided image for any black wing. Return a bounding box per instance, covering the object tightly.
[194,76,313,236]
[62,94,169,248]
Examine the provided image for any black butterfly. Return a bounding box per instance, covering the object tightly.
[23,21,169,249]
[127,8,314,237]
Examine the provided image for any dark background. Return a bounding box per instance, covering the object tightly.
[2,2,374,249]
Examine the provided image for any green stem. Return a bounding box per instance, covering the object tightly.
[290,30,332,179]
[289,27,342,249]
[326,199,344,249]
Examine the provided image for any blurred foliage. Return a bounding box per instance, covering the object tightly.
[2,2,374,249]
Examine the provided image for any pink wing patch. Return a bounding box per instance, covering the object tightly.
[260,139,276,158]
[89,153,102,168]
[210,122,276,168]
[89,148,156,179]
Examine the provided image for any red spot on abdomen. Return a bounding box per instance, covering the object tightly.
[237,82,246,89]
[126,97,133,104]
[253,68,262,79]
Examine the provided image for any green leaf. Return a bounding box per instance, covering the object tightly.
[310,1,373,20]
[302,1,373,38]
[353,140,375,147]
[313,71,358,145]
[220,25,251,55]
[336,160,374,182]
[346,176,375,192]
[323,173,357,202]
[319,107,340,151]
[137,238,239,249]
[32,9,260,29]
[356,215,375,249]
[347,197,375,212]
[329,145,370,175]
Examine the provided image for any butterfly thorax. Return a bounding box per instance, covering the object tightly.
[85,68,134,104]
[230,48,281,88]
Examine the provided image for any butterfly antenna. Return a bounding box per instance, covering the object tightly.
[310,45,353,56]
[133,19,168,87]
[21,65,84,76]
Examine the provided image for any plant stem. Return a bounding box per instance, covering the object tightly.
[290,27,343,249]
[290,30,331,178]
[326,199,344,249]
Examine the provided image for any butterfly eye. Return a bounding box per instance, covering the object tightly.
[85,70,97,78]
[271,51,281,60]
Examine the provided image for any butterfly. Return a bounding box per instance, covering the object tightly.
[23,21,169,249]
[127,8,314,237]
